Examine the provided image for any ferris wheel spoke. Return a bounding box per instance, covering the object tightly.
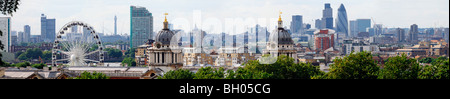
[83,59,100,63]
[54,59,70,62]
[86,50,101,56]
[54,49,71,55]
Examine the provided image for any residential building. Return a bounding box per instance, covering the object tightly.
[130,6,153,48]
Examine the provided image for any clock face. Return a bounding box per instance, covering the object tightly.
[156,44,161,48]
[271,44,276,48]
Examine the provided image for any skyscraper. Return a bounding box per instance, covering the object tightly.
[408,24,418,44]
[315,19,322,29]
[0,17,10,52]
[17,31,24,44]
[356,19,371,33]
[290,15,303,35]
[24,25,31,43]
[114,15,117,35]
[322,3,333,29]
[396,28,406,43]
[336,4,348,37]
[40,14,56,42]
[349,20,357,37]
[130,6,153,48]
[373,24,383,36]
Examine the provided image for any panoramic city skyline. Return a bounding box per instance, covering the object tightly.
[1,0,449,35]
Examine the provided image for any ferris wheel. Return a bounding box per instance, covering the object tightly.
[52,21,104,66]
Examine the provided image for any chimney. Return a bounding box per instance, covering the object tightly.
[51,66,58,71]
[43,67,49,71]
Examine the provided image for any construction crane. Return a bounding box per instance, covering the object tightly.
[371,17,382,36]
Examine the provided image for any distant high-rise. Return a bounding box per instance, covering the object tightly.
[396,28,406,43]
[373,24,383,36]
[349,20,357,37]
[24,25,31,43]
[408,24,418,44]
[356,19,371,33]
[0,17,10,52]
[130,6,153,48]
[304,24,311,29]
[114,15,117,35]
[315,19,322,29]
[290,15,303,35]
[444,28,449,42]
[336,4,348,37]
[322,3,333,29]
[17,31,24,44]
[41,14,56,42]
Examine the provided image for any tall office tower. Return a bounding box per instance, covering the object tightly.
[322,3,333,29]
[190,25,206,49]
[444,28,449,42]
[290,15,303,35]
[244,31,248,53]
[17,31,24,44]
[373,24,383,36]
[336,4,348,37]
[425,28,434,41]
[315,19,322,29]
[408,24,419,44]
[396,28,406,43]
[349,20,358,37]
[130,6,153,48]
[248,24,268,53]
[356,19,371,33]
[0,17,10,52]
[114,15,117,35]
[40,14,56,42]
[232,35,237,47]
[24,25,31,43]
[221,32,226,47]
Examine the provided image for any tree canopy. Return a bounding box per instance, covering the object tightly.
[379,54,421,79]
[419,58,449,79]
[321,51,379,79]
[71,71,110,79]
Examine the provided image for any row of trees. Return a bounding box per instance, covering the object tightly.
[160,55,323,79]
[160,52,449,79]
[16,48,52,61]
[70,71,110,79]
[0,61,47,69]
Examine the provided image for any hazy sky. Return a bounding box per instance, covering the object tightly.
[2,0,449,35]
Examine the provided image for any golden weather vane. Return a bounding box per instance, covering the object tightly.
[278,11,283,21]
[164,13,168,22]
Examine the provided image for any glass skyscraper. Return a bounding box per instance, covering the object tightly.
[356,19,371,33]
[349,20,357,38]
[0,17,10,52]
[336,4,348,37]
[41,14,56,42]
[130,6,153,48]
[24,25,31,43]
[290,15,303,35]
[322,3,333,29]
